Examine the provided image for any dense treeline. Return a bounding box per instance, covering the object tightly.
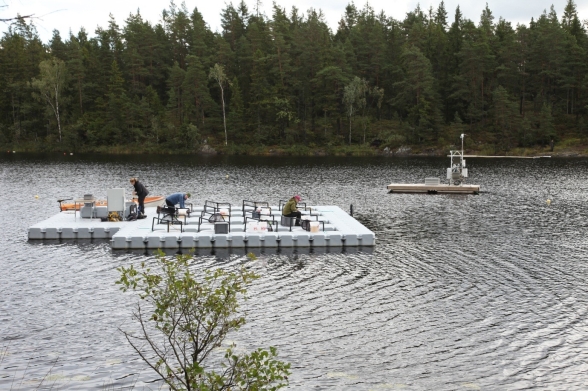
[1,0,587,154]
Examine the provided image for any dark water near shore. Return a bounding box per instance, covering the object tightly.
[2,153,588,390]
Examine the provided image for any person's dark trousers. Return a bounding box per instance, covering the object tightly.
[137,196,146,215]
[165,199,174,208]
[285,211,302,226]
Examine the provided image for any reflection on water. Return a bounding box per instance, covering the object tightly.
[2,154,588,390]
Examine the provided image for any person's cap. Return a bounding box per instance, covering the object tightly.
[294,195,302,201]
[186,193,191,198]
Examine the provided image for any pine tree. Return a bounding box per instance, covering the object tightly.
[393,46,442,143]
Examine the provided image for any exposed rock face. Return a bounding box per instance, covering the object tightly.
[199,144,217,155]
[395,146,411,155]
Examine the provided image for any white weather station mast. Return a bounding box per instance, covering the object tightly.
[447,134,468,186]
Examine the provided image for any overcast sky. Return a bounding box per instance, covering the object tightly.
[1,0,586,43]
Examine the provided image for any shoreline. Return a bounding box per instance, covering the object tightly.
[2,143,587,158]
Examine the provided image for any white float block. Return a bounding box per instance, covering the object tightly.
[45,228,59,239]
[358,234,375,246]
[294,233,310,247]
[93,227,107,239]
[61,228,75,239]
[197,234,213,248]
[162,236,179,249]
[244,235,261,247]
[77,227,91,239]
[310,234,327,246]
[326,233,342,246]
[213,235,229,247]
[180,235,196,248]
[28,228,43,240]
[260,234,278,247]
[229,233,246,247]
[112,236,127,249]
[278,234,294,247]
[342,234,358,246]
[129,236,145,249]
[146,236,163,248]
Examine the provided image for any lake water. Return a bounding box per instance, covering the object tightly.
[2,153,588,390]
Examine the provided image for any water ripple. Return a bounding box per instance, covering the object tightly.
[3,155,588,389]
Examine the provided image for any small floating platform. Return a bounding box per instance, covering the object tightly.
[389,135,480,194]
[387,183,480,194]
[28,205,375,250]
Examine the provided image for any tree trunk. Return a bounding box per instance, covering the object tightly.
[54,85,62,142]
[220,83,227,146]
[348,106,353,145]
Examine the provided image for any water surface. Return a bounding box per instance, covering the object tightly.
[2,153,588,390]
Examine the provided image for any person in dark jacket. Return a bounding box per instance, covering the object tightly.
[130,177,149,216]
[282,195,302,225]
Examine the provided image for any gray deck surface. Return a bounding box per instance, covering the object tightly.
[28,205,375,249]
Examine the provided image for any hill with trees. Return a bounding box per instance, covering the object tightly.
[1,0,587,156]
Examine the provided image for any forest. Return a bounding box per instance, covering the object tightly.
[0,0,587,155]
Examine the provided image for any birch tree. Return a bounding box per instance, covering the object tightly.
[343,76,368,145]
[209,63,230,146]
[32,57,66,142]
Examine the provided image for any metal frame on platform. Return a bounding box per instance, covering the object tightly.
[152,206,185,232]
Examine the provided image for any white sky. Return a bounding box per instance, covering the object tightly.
[1,0,586,43]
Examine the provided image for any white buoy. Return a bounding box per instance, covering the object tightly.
[546,199,551,205]
[226,175,229,179]
[35,195,39,199]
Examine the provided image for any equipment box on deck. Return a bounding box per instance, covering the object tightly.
[214,222,229,234]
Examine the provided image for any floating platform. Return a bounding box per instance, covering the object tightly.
[387,183,480,194]
[28,205,375,250]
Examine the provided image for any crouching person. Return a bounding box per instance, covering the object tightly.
[282,195,302,226]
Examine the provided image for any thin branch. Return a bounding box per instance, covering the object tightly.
[121,306,182,391]
[0,14,34,22]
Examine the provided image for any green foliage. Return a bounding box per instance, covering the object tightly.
[2,2,588,154]
[116,251,291,391]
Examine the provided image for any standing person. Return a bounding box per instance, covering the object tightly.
[550,139,555,152]
[282,195,302,226]
[165,192,191,209]
[130,177,149,216]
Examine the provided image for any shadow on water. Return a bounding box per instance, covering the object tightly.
[111,245,375,258]
[28,240,374,258]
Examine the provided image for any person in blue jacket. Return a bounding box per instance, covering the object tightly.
[165,192,191,209]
